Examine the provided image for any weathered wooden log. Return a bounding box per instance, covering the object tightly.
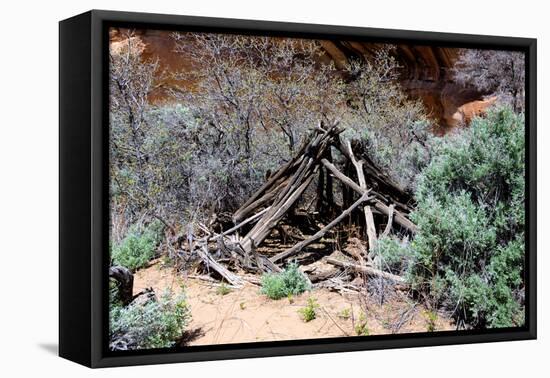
[320,158,417,233]
[196,244,244,287]
[233,139,310,222]
[240,171,317,253]
[335,138,414,213]
[306,267,341,283]
[344,140,377,250]
[325,257,406,285]
[209,207,270,241]
[270,190,372,263]
[109,266,134,306]
[232,177,288,223]
[381,204,395,238]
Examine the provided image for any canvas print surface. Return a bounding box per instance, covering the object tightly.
[107,27,526,351]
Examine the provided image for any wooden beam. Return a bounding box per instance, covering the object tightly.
[345,140,377,250]
[321,158,417,233]
[325,257,406,285]
[196,245,244,287]
[270,190,371,263]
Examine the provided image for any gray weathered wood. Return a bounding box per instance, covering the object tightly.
[270,190,372,263]
[321,158,417,233]
[325,257,406,284]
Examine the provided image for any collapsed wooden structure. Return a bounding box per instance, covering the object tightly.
[108,122,418,350]
[178,121,417,288]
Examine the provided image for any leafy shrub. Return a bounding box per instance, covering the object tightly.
[409,107,525,328]
[260,262,311,300]
[298,298,319,322]
[373,236,412,274]
[110,289,191,350]
[111,220,164,271]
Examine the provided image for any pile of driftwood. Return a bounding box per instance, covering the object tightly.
[174,121,417,289]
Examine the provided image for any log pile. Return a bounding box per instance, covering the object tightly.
[176,122,417,288]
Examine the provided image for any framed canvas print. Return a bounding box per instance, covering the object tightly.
[59,10,537,368]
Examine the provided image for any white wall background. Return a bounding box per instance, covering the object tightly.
[0,0,546,375]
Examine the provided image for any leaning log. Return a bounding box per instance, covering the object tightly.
[270,190,372,263]
[195,245,244,287]
[344,140,377,250]
[325,257,406,285]
[320,158,417,233]
[209,207,270,242]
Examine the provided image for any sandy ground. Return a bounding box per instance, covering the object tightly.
[132,260,454,345]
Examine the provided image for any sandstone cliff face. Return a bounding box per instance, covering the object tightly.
[109,28,492,130]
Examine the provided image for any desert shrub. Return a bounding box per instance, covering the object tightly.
[373,236,412,274]
[408,107,525,328]
[110,290,191,350]
[298,298,319,322]
[111,220,164,271]
[260,262,311,300]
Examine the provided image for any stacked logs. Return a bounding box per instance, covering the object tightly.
[180,122,417,287]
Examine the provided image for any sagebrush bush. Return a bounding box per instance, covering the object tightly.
[110,289,191,350]
[373,236,412,274]
[409,107,525,328]
[260,262,311,300]
[111,220,164,271]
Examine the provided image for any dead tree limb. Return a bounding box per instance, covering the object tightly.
[381,204,395,238]
[196,245,244,287]
[345,140,377,250]
[325,257,406,285]
[270,190,372,263]
[209,207,270,241]
[240,171,316,254]
[233,139,309,222]
[321,158,417,233]
[109,266,134,306]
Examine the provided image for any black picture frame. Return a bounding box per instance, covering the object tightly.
[59,9,537,368]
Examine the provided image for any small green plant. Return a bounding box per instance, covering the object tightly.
[338,308,351,320]
[239,302,246,310]
[216,282,231,296]
[298,298,319,322]
[111,220,164,271]
[424,310,438,332]
[355,312,369,336]
[260,262,311,300]
[110,289,191,350]
[287,293,294,304]
[373,236,411,274]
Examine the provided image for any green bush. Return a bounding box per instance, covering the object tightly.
[260,262,311,300]
[298,297,319,322]
[110,289,191,350]
[111,220,164,271]
[373,236,412,274]
[408,107,525,328]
